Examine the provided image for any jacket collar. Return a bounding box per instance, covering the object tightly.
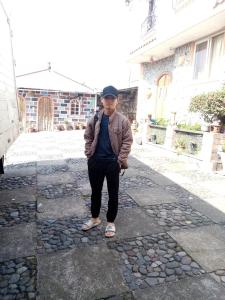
[99,109,117,122]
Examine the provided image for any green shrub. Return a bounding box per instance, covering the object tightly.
[177,123,201,131]
[222,143,225,152]
[189,87,225,124]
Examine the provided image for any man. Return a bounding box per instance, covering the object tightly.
[82,85,133,237]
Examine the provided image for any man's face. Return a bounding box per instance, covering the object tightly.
[101,96,118,110]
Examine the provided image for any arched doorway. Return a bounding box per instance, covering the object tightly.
[155,73,171,119]
[37,96,53,131]
[18,96,26,131]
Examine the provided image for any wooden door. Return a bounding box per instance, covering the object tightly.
[37,96,53,131]
[155,74,171,119]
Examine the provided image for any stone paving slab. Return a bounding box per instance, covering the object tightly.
[0,187,36,205]
[0,223,36,262]
[36,159,68,168]
[37,243,128,300]
[3,165,36,178]
[133,274,225,300]
[113,208,163,239]
[147,173,178,186]
[37,195,88,219]
[97,292,135,300]
[122,168,155,180]
[37,172,76,186]
[127,187,177,206]
[187,197,225,224]
[169,225,225,272]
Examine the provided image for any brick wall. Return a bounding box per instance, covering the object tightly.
[17,88,96,131]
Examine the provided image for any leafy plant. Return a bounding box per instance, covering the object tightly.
[222,143,225,152]
[155,118,169,126]
[177,123,201,131]
[189,88,225,124]
[174,137,186,149]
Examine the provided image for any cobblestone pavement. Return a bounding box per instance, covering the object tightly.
[1,131,225,299]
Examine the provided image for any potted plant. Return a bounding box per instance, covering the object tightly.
[79,122,85,130]
[201,122,210,132]
[57,124,65,131]
[189,87,225,132]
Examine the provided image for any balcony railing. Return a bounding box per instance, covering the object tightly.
[141,14,156,36]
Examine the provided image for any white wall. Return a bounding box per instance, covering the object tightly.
[0,3,19,158]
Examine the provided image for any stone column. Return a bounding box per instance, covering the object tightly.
[141,121,151,143]
[200,132,223,171]
[164,125,176,149]
[164,112,177,149]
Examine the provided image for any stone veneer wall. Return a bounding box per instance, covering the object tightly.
[142,55,175,84]
[139,40,224,124]
[96,87,138,123]
[17,88,96,131]
[117,88,138,123]
[174,129,203,154]
[148,125,167,144]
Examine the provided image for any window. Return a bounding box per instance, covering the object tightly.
[193,41,208,80]
[210,33,225,78]
[193,32,225,80]
[71,98,80,115]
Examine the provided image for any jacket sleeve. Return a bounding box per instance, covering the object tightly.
[84,117,94,158]
[118,119,133,165]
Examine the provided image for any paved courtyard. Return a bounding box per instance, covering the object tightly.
[1,130,225,299]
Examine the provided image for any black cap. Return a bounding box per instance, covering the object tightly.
[102,85,118,98]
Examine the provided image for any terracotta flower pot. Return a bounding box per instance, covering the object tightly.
[213,125,221,133]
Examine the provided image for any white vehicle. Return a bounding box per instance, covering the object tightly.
[0,1,20,174]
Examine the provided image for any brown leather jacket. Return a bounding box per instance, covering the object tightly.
[84,109,133,168]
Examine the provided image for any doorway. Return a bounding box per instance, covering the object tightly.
[37,96,53,131]
[155,73,171,119]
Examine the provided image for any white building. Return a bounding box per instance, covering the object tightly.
[127,0,225,125]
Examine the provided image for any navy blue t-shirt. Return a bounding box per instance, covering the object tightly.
[93,113,116,160]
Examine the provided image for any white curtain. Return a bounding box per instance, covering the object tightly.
[193,41,208,80]
[210,33,225,79]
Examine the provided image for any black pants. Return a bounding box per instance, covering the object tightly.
[88,158,120,222]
